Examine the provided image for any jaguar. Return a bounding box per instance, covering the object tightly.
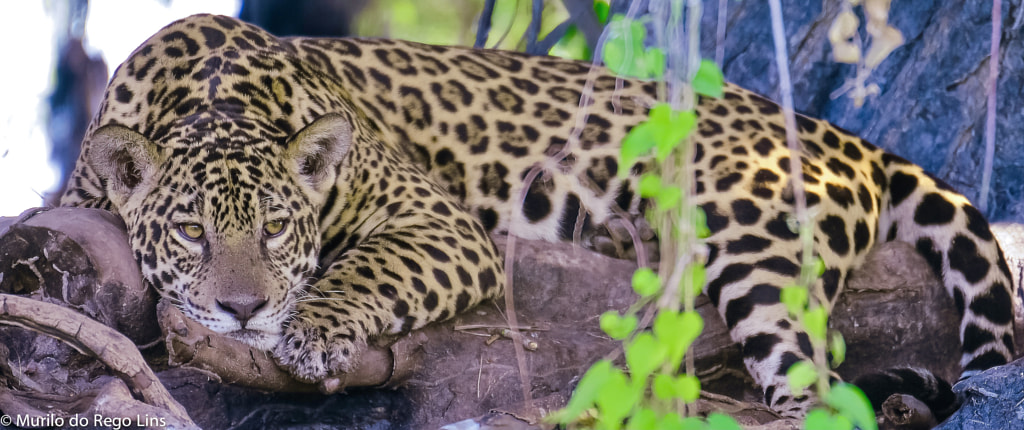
[60,13,1015,417]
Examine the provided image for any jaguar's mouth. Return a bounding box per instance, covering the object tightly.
[227,328,279,351]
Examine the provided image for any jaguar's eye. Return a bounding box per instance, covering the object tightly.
[177,223,205,241]
[264,219,287,237]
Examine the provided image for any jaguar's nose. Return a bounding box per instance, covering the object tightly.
[216,296,269,328]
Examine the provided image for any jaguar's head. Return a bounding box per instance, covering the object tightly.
[86,113,350,349]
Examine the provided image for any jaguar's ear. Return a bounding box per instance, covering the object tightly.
[285,113,352,192]
[87,124,162,207]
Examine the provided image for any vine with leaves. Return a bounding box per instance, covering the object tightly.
[543,0,900,429]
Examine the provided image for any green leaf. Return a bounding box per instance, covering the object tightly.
[805,408,854,430]
[653,310,703,369]
[625,332,666,381]
[832,415,854,430]
[827,383,878,430]
[600,311,637,340]
[693,207,711,238]
[829,332,846,368]
[652,373,676,400]
[814,256,826,277]
[621,104,697,176]
[647,102,670,122]
[681,263,706,298]
[678,374,701,403]
[692,59,725,98]
[626,408,657,430]
[655,185,682,210]
[595,367,636,429]
[602,38,628,76]
[601,17,632,76]
[780,285,808,316]
[631,267,661,297]
[627,19,645,44]
[678,311,704,351]
[619,122,657,178]
[593,0,610,24]
[652,374,700,403]
[651,107,695,162]
[638,173,662,198]
[804,306,828,341]
[646,47,667,79]
[706,413,742,430]
[601,16,664,79]
[549,359,613,423]
[657,412,687,430]
[680,416,707,430]
[786,360,817,396]
[804,409,836,430]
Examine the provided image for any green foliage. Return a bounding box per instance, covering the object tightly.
[619,104,695,178]
[602,16,666,79]
[782,241,875,428]
[356,0,479,44]
[594,368,638,427]
[626,333,667,381]
[803,306,828,340]
[804,409,853,430]
[826,383,877,430]
[593,1,610,23]
[600,311,638,340]
[829,332,846,367]
[631,267,660,297]
[692,59,725,98]
[781,285,808,316]
[682,264,705,298]
[552,3,874,429]
[786,360,818,395]
[692,207,711,239]
[553,0,611,60]
[552,7,736,428]
[706,413,744,430]
[800,383,877,430]
[653,310,703,370]
[551,360,614,422]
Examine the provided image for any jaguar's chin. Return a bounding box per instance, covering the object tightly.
[227,328,281,351]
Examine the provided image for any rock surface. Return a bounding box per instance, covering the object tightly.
[935,357,1024,430]
[696,0,1024,222]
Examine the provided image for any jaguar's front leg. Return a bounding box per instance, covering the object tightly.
[274,211,505,383]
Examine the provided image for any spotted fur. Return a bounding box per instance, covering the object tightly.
[61,14,1015,416]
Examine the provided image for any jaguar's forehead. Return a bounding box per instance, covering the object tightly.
[157,143,295,219]
[155,111,292,147]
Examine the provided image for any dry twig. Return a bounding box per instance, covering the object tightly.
[0,293,196,428]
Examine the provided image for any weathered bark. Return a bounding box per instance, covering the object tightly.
[0,207,159,344]
[158,300,404,392]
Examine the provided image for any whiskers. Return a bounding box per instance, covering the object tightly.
[292,279,347,304]
[295,296,347,304]
[283,279,347,309]
[154,288,185,306]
